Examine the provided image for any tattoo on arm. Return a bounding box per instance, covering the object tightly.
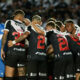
[15,32,29,43]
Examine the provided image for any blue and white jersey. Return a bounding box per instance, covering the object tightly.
[0,23,4,55]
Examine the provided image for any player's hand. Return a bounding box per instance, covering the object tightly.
[70,34,79,39]
[1,49,5,61]
[8,40,14,47]
[31,22,37,28]
[23,18,31,26]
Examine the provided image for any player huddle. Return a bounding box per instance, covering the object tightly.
[0,9,80,80]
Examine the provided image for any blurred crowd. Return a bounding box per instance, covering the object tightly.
[0,0,80,27]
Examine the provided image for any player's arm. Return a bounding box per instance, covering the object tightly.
[1,31,8,50]
[70,34,79,39]
[8,32,30,47]
[32,23,45,35]
[47,45,54,60]
[23,18,31,26]
[47,45,54,54]
[1,31,8,61]
[1,20,10,60]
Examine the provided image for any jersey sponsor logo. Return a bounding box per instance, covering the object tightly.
[17,64,24,67]
[63,52,72,55]
[13,48,25,51]
[39,72,47,76]
[35,52,46,56]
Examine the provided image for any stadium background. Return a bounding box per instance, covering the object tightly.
[0,0,80,27]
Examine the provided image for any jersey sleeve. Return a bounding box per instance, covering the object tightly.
[4,20,11,32]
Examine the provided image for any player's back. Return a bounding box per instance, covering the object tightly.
[27,26,47,61]
[46,30,71,55]
[5,20,26,48]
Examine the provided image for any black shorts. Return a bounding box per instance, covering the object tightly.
[53,54,74,80]
[53,56,64,80]
[27,60,47,79]
[76,54,80,73]
[5,47,26,67]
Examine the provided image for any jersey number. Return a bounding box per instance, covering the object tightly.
[58,37,69,51]
[37,35,45,49]
[12,32,24,47]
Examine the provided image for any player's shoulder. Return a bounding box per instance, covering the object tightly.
[5,19,15,25]
[5,20,11,24]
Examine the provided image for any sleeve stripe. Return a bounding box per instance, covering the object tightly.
[5,20,9,28]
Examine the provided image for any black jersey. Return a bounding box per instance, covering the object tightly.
[26,26,47,61]
[4,20,26,48]
[66,35,80,54]
[46,30,71,56]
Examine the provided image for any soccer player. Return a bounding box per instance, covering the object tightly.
[64,19,80,80]
[0,23,5,80]
[32,21,74,80]
[8,15,47,80]
[1,10,28,80]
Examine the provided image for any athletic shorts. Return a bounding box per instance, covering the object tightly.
[53,54,74,80]
[0,59,5,78]
[26,60,47,79]
[5,47,26,67]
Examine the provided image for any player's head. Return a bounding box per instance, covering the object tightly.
[32,15,42,25]
[13,9,25,21]
[45,21,56,31]
[64,19,75,33]
[56,24,60,31]
[56,21,65,32]
[47,18,56,23]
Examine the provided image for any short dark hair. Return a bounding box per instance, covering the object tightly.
[32,15,41,21]
[56,21,63,28]
[56,24,60,31]
[64,19,74,25]
[13,9,25,17]
[47,18,56,23]
[46,22,56,28]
